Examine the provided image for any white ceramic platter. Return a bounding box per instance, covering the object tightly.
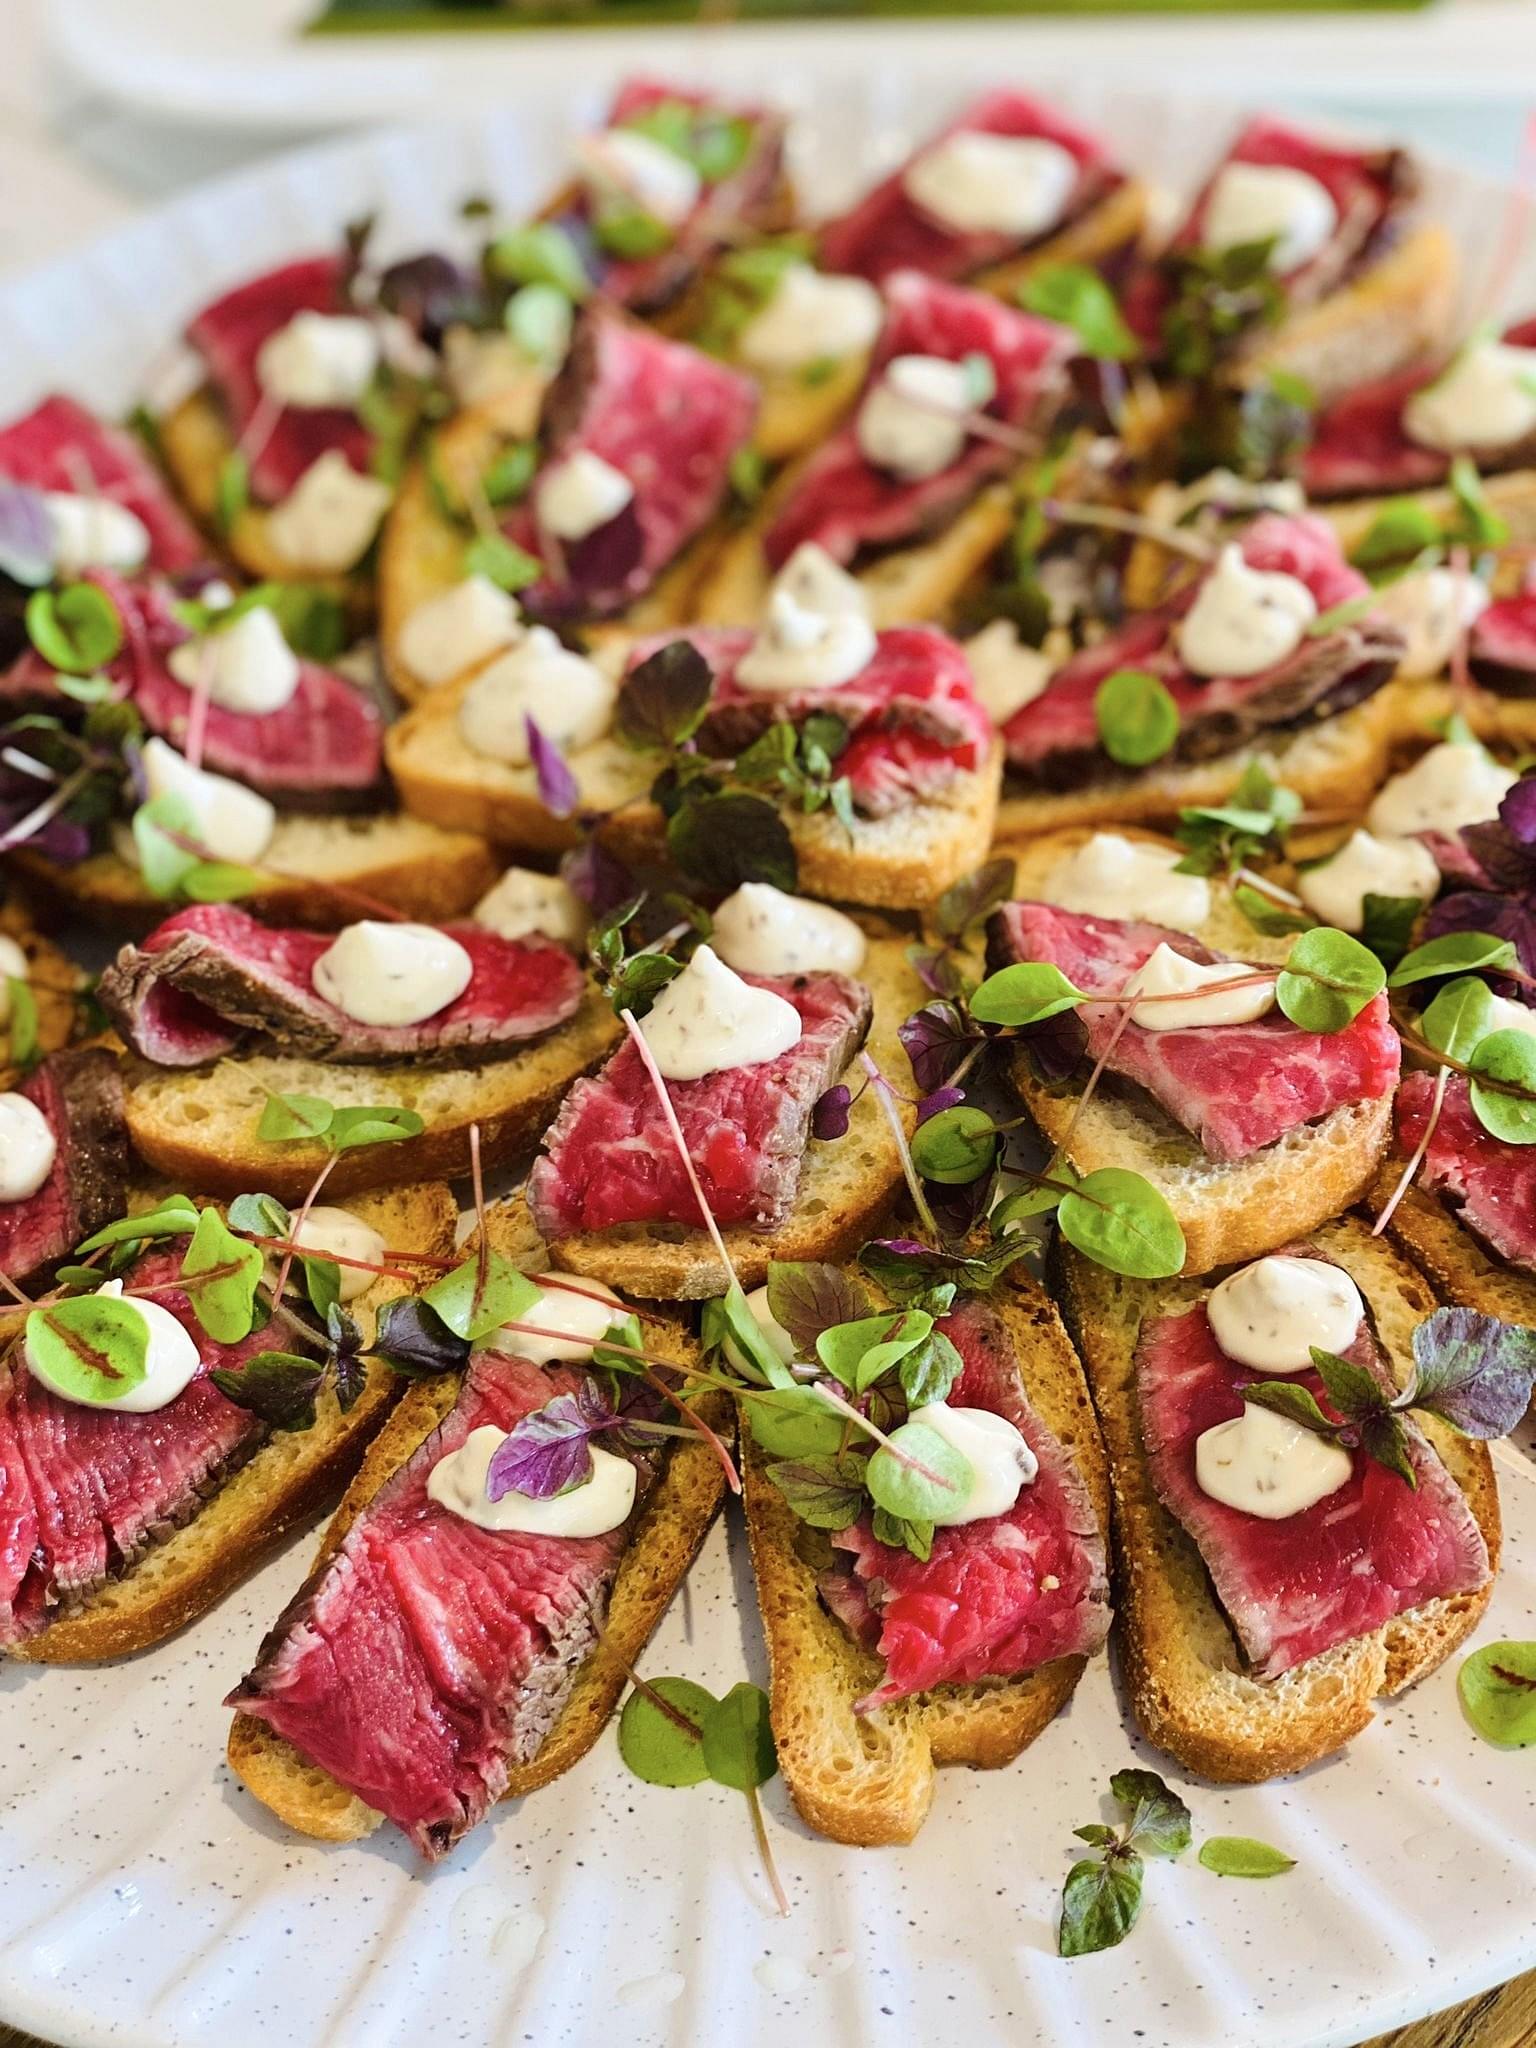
[3,80,1536,2048]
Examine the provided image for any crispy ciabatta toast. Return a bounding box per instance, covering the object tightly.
[120,988,621,1203]
[10,813,499,937]
[13,1180,457,1663]
[226,1199,729,1840]
[741,1269,1110,1846]
[1054,1215,1499,1781]
[541,935,921,1299]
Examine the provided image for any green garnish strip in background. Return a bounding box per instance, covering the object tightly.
[309,0,1428,34]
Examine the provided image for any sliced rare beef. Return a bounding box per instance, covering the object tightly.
[987,901,1400,1162]
[818,1298,1109,1711]
[1001,515,1401,786]
[1136,1259,1489,1678]
[527,971,871,1237]
[1469,588,1536,698]
[817,90,1127,287]
[228,1347,651,1857]
[544,77,787,314]
[1398,1069,1536,1275]
[1304,314,1536,500]
[505,306,757,620]
[1122,118,1415,357]
[0,1246,278,1644]
[99,904,587,1068]
[186,255,375,502]
[761,270,1078,571]
[626,624,992,818]
[2,572,384,806]
[0,1050,128,1286]
[0,394,207,575]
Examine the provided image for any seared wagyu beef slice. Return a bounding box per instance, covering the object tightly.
[2,572,384,805]
[1136,1263,1489,1678]
[546,77,787,314]
[503,307,757,620]
[762,271,1078,570]
[0,1247,277,1645]
[987,902,1400,1163]
[1399,1070,1536,1275]
[1001,515,1401,786]
[1304,314,1536,500]
[187,255,375,502]
[99,905,587,1067]
[0,394,206,575]
[818,1300,1110,1711]
[528,971,871,1237]
[1122,117,1414,354]
[628,624,992,818]
[818,90,1129,287]
[228,1348,650,1857]
[0,1050,128,1286]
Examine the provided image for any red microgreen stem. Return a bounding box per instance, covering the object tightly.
[0,764,91,856]
[808,1378,958,1492]
[858,1050,937,1239]
[746,1781,790,1918]
[1373,1061,1449,1237]
[620,1008,741,1293]
[1041,497,1218,562]
[269,1152,341,1313]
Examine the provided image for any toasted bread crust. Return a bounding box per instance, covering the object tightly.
[542,935,921,1299]
[12,1182,458,1664]
[121,989,622,1201]
[0,898,80,1087]
[226,1199,727,1841]
[1055,1215,1498,1781]
[10,818,499,936]
[741,1272,1110,1845]
[1007,1045,1394,1276]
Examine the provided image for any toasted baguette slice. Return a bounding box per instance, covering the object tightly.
[226,1197,729,1841]
[385,670,652,855]
[741,1269,1110,1846]
[545,934,922,1299]
[10,813,500,936]
[993,826,1295,965]
[157,390,375,607]
[1005,1039,1393,1277]
[379,388,725,705]
[1238,224,1460,408]
[0,897,81,1087]
[993,687,1396,841]
[1385,676,1536,754]
[1365,1165,1536,1330]
[598,742,1003,914]
[969,177,1152,304]
[14,1180,458,1663]
[121,987,621,1202]
[1055,1214,1498,1781]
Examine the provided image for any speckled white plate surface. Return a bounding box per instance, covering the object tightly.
[2,80,1536,2048]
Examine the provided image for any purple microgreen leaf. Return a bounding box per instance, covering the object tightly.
[811,1083,852,1140]
[764,1260,872,1351]
[370,1294,470,1378]
[211,1350,326,1431]
[524,714,579,818]
[916,1084,966,1125]
[1405,1306,1536,1439]
[933,855,1016,941]
[898,999,984,1095]
[1309,1346,1389,1424]
[560,835,637,917]
[561,496,645,598]
[1425,889,1536,980]
[615,637,714,751]
[485,1380,614,1502]
[0,482,55,587]
[1359,1409,1418,1489]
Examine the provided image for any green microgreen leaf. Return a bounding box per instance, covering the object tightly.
[765,1451,869,1527]
[909,1105,999,1186]
[75,1195,200,1255]
[1419,976,1496,1063]
[1059,1852,1144,1958]
[1057,1168,1187,1279]
[617,1677,716,1786]
[24,1293,149,1406]
[1390,931,1518,988]
[1468,1028,1536,1144]
[866,1420,971,1523]
[256,1091,335,1144]
[1198,1837,1296,1878]
[26,582,124,675]
[1459,1641,1536,1746]
[815,1309,933,1394]
[1094,667,1179,767]
[969,960,1087,1027]
[1275,926,1385,1033]
[179,1206,264,1345]
[1018,263,1137,361]
[699,1682,777,1791]
[422,1251,542,1344]
[463,531,542,591]
[485,221,591,300]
